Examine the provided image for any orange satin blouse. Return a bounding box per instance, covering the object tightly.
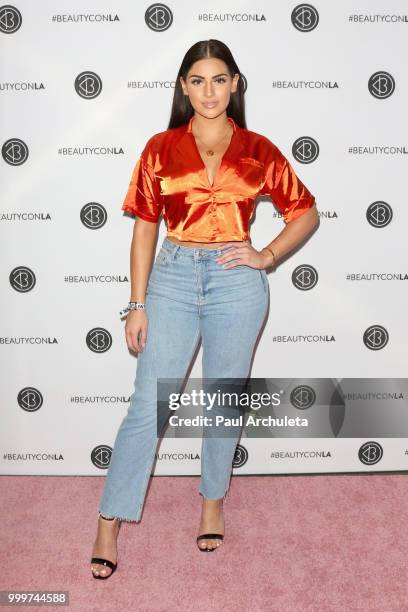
[121,115,316,242]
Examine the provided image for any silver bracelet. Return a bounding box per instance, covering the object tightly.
[119,301,146,318]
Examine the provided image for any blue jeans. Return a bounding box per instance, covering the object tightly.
[99,237,269,522]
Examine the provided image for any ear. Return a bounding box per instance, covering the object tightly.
[231,73,240,93]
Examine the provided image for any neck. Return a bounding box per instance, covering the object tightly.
[191,111,230,139]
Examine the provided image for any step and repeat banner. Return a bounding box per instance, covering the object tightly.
[1,1,407,477]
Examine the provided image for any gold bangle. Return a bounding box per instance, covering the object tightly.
[262,245,277,266]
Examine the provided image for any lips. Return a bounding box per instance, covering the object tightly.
[202,102,218,108]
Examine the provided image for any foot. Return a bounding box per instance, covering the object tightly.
[197,497,225,551]
[90,514,121,578]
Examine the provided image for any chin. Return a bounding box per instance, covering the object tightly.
[199,106,226,118]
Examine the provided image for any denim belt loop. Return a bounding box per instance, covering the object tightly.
[170,244,180,263]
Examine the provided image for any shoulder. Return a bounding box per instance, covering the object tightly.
[141,124,186,156]
[234,127,283,165]
[239,126,283,159]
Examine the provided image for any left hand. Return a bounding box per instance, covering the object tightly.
[214,240,269,270]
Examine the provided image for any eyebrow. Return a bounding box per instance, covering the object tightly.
[188,73,229,79]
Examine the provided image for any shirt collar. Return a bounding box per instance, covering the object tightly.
[186,114,237,134]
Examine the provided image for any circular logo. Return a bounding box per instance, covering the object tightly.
[9,266,36,292]
[358,441,383,466]
[86,328,113,353]
[17,387,43,412]
[81,203,108,229]
[290,385,316,410]
[292,136,319,163]
[366,201,393,228]
[91,445,113,469]
[363,325,389,351]
[75,71,102,99]
[0,5,22,33]
[368,71,395,99]
[2,138,29,166]
[232,444,248,468]
[145,3,173,31]
[291,4,319,32]
[292,264,318,290]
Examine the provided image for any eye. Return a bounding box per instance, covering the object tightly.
[190,77,228,86]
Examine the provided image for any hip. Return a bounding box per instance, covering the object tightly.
[146,238,269,305]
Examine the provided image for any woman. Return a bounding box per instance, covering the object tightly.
[90,39,319,578]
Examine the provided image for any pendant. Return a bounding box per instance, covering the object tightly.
[206,150,214,156]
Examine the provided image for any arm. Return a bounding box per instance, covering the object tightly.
[121,137,163,352]
[259,141,319,268]
[125,217,159,354]
[261,204,319,268]
[129,217,158,303]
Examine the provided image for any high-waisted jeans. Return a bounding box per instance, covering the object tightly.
[98,237,269,522]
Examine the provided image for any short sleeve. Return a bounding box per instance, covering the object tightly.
[259,141,316,224]
[121,138,163,223]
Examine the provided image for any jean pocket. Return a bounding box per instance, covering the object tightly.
[154,248,172,266]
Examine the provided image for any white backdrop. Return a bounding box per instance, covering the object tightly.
[1,1,407,477]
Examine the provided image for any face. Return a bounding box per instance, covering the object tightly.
[180,57,239,119]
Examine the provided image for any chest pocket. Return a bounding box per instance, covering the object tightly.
[236,157,265,195]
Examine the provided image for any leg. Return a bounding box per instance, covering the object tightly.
[197,262,268,549]
[99,289,200,522]
[91,273,200,576]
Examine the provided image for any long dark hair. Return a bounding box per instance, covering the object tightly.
[167,39,247,130]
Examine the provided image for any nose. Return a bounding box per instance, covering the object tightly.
[204,81,215,97]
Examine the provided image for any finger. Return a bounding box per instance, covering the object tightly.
[222,256,244,269]
[134,329,144,352]
[216,242,250,261]
[139,328,147,350]
[126,328,141,353]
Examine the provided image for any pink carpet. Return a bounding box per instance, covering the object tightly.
[1,473,407,611]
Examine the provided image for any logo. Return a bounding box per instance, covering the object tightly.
[292,136,319,163]
[2,138,29,165]
[81,203,108,229]
[366,201,393,228]
[368,71,395,99]
[0,5,22,33]
[232,444,248,468]
[291,4,319,32]
[363,325,389,351]
[292,264,318,290]
[74,71,102,99]
[18,387,43,412]
[358,441,383,465]
[9,266,36,292]
[86,328,113,353]
[145,3,173,31]
[290,385,316,410]
[91,445,113,469]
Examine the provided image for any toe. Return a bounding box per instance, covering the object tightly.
[91,563,112,577]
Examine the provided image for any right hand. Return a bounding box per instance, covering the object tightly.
[125,309,148,353]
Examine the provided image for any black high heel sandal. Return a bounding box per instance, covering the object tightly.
[196,533,224,552]
[91,513,121,579]
[196,494,227,551]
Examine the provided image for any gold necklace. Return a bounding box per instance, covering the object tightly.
[194,125,231,157]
